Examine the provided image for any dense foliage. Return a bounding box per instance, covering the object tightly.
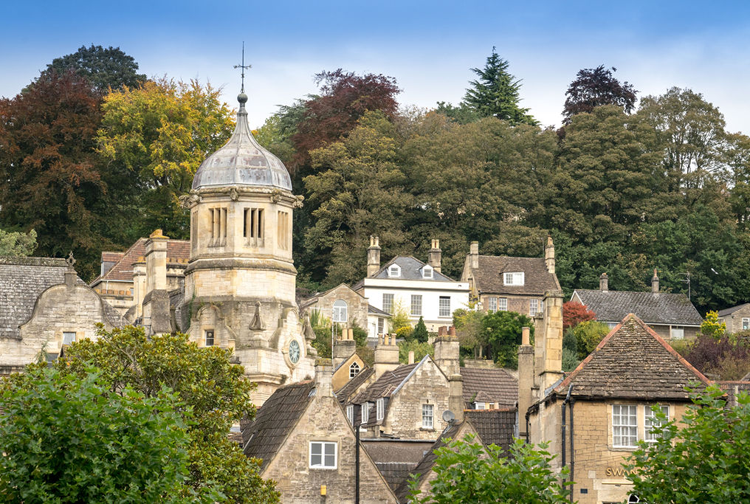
[679,332,750,380]
[408,435,570,503]
[626,386,750,502]
[0,228,36,256]
[562,301,596,329]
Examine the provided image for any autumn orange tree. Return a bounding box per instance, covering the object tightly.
[562,301,596,330]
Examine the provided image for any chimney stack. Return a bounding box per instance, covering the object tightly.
[428,239,442,273]
[142,230,171,335]
[537,291,564,391]
[408,351,415,365]
[448,374,464,424]
[599,272,609,292]
[517,326,534,439]
[133,258,146,319]
[545,236,555,275]
[332,328,356,369]
[367,235,381,278]
[434,326,460,376]
[373,333,400,379]
[470,241,479,270]
[314,358,334,398]
[651,269,660,294]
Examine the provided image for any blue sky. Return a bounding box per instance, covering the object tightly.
[3,1,750,132]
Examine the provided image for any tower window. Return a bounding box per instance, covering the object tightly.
[278,211,290,250]
[244,208,265,246]
[209,208,227,246]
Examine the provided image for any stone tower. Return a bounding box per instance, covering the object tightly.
[180,90,315,405]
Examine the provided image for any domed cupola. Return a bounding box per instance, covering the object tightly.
[191,93,292,192]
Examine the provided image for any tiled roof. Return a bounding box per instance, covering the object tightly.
[369,304,390,316]
[718,303,750,317]
[335,367,375,402]
[351,362,420,404]
[90,238,190,284]
[241,381,314,471]
[464,409,516,454]
[376,462,418,493]
[371,256,455,282]
[555,314,711,400]
[574,289,703,326]
[471,256,560,296]
[460,367,517,408]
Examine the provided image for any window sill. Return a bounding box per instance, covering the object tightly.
[420,427,435,432]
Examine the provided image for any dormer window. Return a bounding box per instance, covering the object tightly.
[349,362,360,378]
[388,264,401,278]
[504,272,524,286]
[422,265,433,279]
[376,398,385,421]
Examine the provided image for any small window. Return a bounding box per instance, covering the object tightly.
[346,405,354,425]
[277,211,290,250]
[612,404,638,448]
[743,318,749,330]
[439,296,450,317]
[474,402,485,410]
[377,317,384,335]
[209,207,228,246]
[671,326,684,340]
[411,295,422,316]
[645,405,669,443]
[422,403,434,429]
[388,264,401,278]
[205,330,215,347]
[382,294,394,314]
[488,297,497,312]
[309,441,337,469]
[504,272,525,286]
[422,265,433,279]
[498,298,508,311]
[529,299,539,317]
[244,208,264,245]
[376,398,384,421]
[628,496,640,503]
[362,403,370,424]
[62,332,76,345]
[332,300,348,323]
[349,362,360,378]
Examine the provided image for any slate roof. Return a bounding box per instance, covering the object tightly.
[90,238,190,285]
[0,257,121,339]
[573,289,703,326]
[241,380,315,471]
[554,314,710,401]
[460,367,517,408]
[369,304,390,316]
[718,303,750,317]
[376,462,419,493]
[371,256,455,282]
[471,256,560,296]
[351,362,421,404]
[464,409,516,454]
[336,366,375,403]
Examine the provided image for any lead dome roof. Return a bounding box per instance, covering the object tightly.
[191,93,292,192]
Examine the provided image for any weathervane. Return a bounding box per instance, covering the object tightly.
[233,41,251,93]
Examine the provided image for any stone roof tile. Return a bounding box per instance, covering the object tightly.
[574,289,703,326]
[472,256,560,296]
[460,367,517,408]
[464,408,516,453]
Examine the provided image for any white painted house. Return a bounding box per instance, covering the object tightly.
[354,237,470,334]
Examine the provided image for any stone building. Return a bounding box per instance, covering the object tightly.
[717,302,750,333]
[300,283,390,339]
[572,270,703,340]
[0,256,122,373]
[461,237,560,317]
[241,360,397,503]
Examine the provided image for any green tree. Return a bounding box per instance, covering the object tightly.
[0,228,36,256]
[55,326,279,503]
[412,316,429,343]
[399,340,434,364]
[481,310,534,368]
[41,44,147,93]
[562,65,637,124]
[0,366,200,503]
[463,47,536,126]
[626,386,750,503]
[562,328,580,371]
[701,310,726,339]
[572,320,610,359]
[408,435,569,503]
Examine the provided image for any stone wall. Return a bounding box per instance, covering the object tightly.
[720,304,750,333]
[303,284,370,333]
[479,294,543,318]
[264,394,396,503]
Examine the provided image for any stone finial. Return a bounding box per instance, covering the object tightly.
[65,251,76,267]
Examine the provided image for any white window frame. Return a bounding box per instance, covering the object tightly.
[743,317,750,330]
[644,405,669,443]
[474,402,485,410]
[422,265,433,279]
[349,362,360,378]
[346,405,354,425]
[361,402,370,424]
[612,404,638,448]
[504,272,525,286]
[488,297,497,312]
[529,299,539,317]
[670,326,684,340]
[62,332,76,345]
[376,398,384,421]
[411,295,422,316]
[382,294,394,314]
[309,441,337,469]
[378,317,384,334]
[205,330,215,347]
[422,403,434,429]
[388,264,401,278]
[439,296,451,318]
[498,298,508,312]
[332,299,348,323]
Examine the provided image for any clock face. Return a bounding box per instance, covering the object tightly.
[289,339,301,364]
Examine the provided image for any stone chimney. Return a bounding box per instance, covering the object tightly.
[142,230,171,335]
[367,235,381,278]
[545,236,555,275]
[536,291,565,392]
[651,269,659,293]
[314,358,333,398]
[133,258,146,320]
[449,373,464,424]
[517,326,534,438]
[408,351,415,365]
[470,241,479,270]
[428,239,442,273]
[599,272,609,292]
[333,328,356,369]
[434,326,460,377]
[373,333,400,380]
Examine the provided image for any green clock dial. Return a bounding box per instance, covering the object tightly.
[289,340,301,364]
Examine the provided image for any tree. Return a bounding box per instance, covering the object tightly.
[682,333,750,380]
[412,316,429,343]
[55,326,279,503]
[0,228,36,256]
[41,44,147,93]
[562,301,596,329]
[0,366,199,503]
[701,310,727,339]
[626,386,750,502]
[399,340,433,364]
[572,320,610,359]
[481,310,534,368]
[562,65,637,124]
[463,47,536,126]
[408,435,570,503]
[562,329,580,371]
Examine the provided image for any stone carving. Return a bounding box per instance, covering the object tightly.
[65,251,76,267]
[249,301,264,331]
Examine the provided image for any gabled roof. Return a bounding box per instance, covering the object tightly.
[371,256,455,282]
[299,283,368,312]
[573,289,703,326]
[351,361,423,404]
[90,238,190,285]
[470,256,559,296]
[241,381,315,471]
[336,367,375,403]
[464,409,516,453]
[718,303,750,317]
[369,304,390,316]
[554,314,710,401]
[460,367,517,408]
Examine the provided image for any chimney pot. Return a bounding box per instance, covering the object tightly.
[522,326,530,346]
[408,351,415,364]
